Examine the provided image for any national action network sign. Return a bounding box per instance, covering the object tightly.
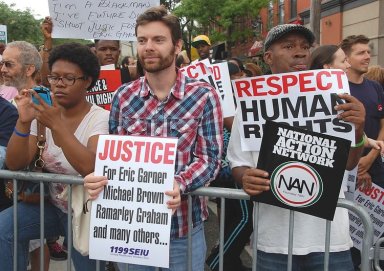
[254,121,350,220]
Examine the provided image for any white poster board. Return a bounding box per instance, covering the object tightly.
[232,69,355,151]
[349,183,384,250]
[48,0,160,40]
[89,135,177,268]
[180,59,236,118]
[0,25,7,44]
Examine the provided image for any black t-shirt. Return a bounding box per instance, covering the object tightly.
[349,78,384,185]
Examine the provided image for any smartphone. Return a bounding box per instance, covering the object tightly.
[331,93,346,105]
[32,86,52,106]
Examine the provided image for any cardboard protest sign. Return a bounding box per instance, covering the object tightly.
[349,183,384,250]
[48,0,159,40]
[254,120,350,220]
[86,70,121,110]
[232,69,355,151]
[180,60,236,118]
[89,135,177,268]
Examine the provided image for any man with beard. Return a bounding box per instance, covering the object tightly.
[341,35,384,189]
[1,41,42,97]
[84,5,223,271]
[228,24,366,271]
[0,40,55,270]
[341,35,384,270]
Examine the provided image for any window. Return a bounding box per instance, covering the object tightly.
[290,0,297,19]
[279,0,285,24]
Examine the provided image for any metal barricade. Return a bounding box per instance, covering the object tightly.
[0,170,375,271]
[374,237,384,270]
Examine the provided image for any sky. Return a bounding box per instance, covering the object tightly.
[1,0,50,19]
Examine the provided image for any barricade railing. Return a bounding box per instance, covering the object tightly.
[374,237,384,270]
[0,170,375,271]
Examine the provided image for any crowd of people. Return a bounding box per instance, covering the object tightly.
[0,4,384,271]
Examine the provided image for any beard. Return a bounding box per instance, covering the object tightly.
[139,46,176,73]
[2,70,27,90]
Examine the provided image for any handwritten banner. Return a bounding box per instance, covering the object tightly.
[89,135,178,268]
[48,0,160,40]
[232,69,355,151]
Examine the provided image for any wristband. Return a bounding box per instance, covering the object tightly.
[352,134,366,148]
[13,127,30,138]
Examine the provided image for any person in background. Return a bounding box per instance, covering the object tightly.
[176,50,190,68]
[365,65,384,88]
[84,6,222,271]
[191,34,215,63]
[244,62,263,77]
[0,42,109,271]
[0,96,18,212]
[310,44,384,170]
[341,34,384,270]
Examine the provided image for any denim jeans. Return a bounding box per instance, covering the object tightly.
[0,201,103,271]
[256,250,354,271]
[117,223,206,271]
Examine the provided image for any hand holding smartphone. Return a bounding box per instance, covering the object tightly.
[32,86,52,106]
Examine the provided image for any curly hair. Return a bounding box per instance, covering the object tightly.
[48,43,100,90]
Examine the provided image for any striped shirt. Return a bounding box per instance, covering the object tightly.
[109,70,223,238]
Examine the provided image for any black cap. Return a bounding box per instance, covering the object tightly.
[264,24,315,52]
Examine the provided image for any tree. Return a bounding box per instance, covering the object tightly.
[0,2,43,46]
[173,0,269,58]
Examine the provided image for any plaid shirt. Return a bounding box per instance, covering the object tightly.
[109,70,223,238]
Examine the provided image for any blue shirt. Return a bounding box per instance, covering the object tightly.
[349,78,384,184]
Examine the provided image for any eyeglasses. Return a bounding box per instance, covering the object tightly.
[0,61,16,68]
[47,75,86,86]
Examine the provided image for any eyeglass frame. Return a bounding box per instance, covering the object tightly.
[47,75,87,86]
[0,61,17,69]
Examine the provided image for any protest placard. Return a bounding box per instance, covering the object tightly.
[89,135,178,268]
[86,70,121,110]
[255,120,350,220]
[48,0,159,40]
[180,59,236,118]
[349,183,384,250]
[0,25,7,44]
[232,69,355,151]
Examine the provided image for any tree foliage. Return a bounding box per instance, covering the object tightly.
[0,2,43,45]
[173,0,269,43]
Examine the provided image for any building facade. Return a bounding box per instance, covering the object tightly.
[234,0,384,66]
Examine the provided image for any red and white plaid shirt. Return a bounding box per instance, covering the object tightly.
[110,70,223,238]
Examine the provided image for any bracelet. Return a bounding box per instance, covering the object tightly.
[13,127,30,138]
[352,134,366,148]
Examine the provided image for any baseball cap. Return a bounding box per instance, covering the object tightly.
[263,24,315,52]
[191,35,211,48]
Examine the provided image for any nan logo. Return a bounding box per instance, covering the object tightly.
[271,161,323,207]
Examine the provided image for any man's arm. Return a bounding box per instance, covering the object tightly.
[358,118,384,174]
[174,89,223,193]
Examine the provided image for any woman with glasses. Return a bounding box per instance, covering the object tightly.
[0,43,109,271]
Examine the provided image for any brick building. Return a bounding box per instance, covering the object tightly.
[232,0,384,66]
